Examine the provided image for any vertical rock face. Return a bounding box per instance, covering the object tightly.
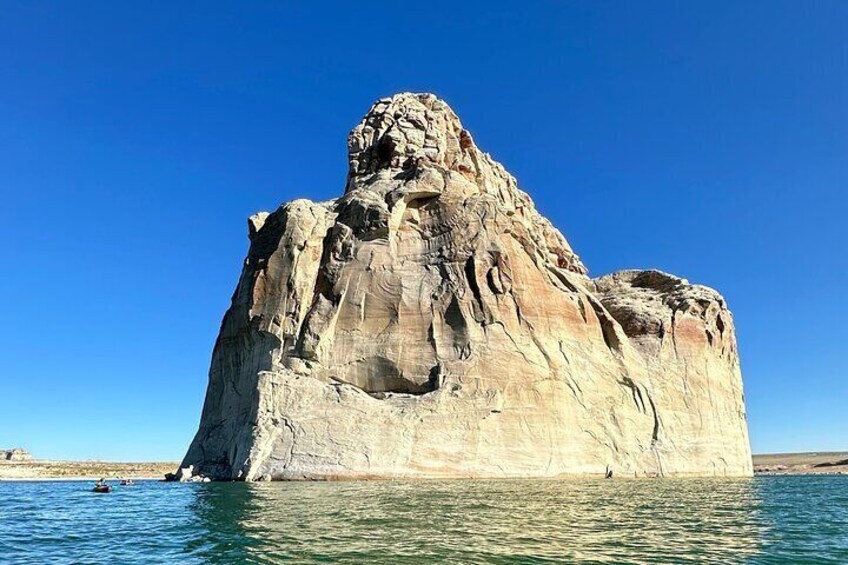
[180,93,751,480]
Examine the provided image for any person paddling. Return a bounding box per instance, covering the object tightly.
[92,478,111,493]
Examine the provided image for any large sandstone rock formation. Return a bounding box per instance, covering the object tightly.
[179,93,751,480]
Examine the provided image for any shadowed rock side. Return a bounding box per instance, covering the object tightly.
[178,93,752,481]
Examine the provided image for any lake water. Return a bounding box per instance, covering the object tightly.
[1,476,846,564]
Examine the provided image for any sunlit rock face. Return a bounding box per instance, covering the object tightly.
[179,93,751,480]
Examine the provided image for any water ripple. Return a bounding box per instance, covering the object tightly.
[1,476,846,563]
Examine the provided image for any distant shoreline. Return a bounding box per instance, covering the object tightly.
[0,476,166,482]
[0,460,177,481]
[2,453,845,481]
[753,452,848,475]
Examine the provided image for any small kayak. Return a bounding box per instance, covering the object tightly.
[120,480,134,486]
[92,485,112,493]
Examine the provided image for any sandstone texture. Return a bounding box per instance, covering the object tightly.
[179,93,751,481]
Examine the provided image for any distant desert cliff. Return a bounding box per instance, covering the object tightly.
[177,93,752,481]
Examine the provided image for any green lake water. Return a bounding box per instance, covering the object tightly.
[1,475,846,563]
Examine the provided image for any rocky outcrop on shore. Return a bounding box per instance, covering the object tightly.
[2,448,32,461]
[178,93,752,481]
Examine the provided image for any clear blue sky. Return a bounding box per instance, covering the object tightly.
[1,2,845,461]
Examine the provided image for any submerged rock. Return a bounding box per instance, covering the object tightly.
[178,93,752,481]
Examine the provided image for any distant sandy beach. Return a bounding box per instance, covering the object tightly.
[0,460,177,481]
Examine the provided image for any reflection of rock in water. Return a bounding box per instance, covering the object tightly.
[183,484,264,563]
[184,479,766,562]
